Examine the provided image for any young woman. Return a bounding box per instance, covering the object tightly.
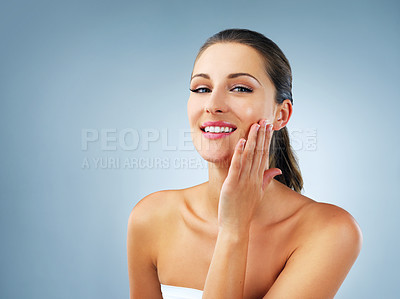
[127,28,362,299]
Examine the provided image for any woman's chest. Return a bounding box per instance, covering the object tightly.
[156,220,298,299]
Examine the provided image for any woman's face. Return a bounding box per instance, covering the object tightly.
[187,42,277,164]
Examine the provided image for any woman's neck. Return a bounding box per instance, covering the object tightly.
[204,161,279,226]
[206,163,229,222]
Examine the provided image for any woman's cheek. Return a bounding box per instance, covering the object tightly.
[244,106,257,118]
[237,103,263,121]
[187,99,197,127]
[239,100,269,120]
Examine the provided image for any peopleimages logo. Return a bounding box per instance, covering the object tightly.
[80,127,317,169]
[81,128,195,151]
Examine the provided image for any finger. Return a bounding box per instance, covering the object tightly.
[251,119,267,175]
[228,138,246,180]
[241,123,260,178]
[259,123,274,176]
[262,168,282,191]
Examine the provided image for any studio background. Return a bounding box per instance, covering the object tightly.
[1,0,399,298]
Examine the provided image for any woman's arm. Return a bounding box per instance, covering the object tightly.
[127,193,164,299]
[202,121,281,298]
[202,228,251,299]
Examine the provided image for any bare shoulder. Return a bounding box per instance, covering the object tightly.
[263,199,363,298]
[128,189,182,230]
[298,201,363,253]
[127,190,184,298]
[127,189,183,269]
[301,201,362,231]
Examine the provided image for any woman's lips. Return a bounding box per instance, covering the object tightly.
[201,129,236,139]
[200,121,237,130]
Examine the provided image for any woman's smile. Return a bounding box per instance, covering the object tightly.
[200,120,237,139]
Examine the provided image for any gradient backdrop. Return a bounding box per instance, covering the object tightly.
[1,0,399,298]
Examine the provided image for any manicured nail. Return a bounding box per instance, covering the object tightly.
[256,124,260,131]
[268,124,273,132]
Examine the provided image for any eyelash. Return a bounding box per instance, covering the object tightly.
[189,86,253,93]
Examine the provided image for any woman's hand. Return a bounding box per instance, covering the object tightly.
[218,119,282,233]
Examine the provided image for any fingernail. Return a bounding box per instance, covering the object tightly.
[263,120,268,129]
[241,139,246,151]
[256,124,260,131]
[268,124,273,132]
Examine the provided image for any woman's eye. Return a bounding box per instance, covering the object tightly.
[232,86,253,93]
[189,87,211,93]
[189,86,252,93]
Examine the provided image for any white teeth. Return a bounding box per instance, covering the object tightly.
[204,126,234,133]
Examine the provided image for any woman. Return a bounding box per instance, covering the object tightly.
[127,28,362,299]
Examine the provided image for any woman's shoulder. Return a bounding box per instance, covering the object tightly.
[295,197,363,249]
[301,200,360,228]
[130,188,182,219]
[274,181,362,247]
[276,180,361,234]
[128,185,196,231]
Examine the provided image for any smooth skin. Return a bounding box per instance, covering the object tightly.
[127,43,363,299]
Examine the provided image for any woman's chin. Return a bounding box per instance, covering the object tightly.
[200,151,233,166]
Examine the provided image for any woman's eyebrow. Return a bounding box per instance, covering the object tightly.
[227,73,262,86]
[190,72,262,86]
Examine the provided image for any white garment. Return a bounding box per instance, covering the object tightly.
[160,283,203,299]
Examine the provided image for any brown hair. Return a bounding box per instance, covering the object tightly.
[193,28,303,193]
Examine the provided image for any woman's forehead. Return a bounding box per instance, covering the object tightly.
[193,42,266,79]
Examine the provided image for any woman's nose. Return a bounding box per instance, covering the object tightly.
[204,88,228,114]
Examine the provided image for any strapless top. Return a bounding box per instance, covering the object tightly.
[160,283,203,299]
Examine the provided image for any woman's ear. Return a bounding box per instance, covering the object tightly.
[274,99,293,130]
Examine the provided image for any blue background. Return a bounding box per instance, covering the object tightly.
[1,0,399,298]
